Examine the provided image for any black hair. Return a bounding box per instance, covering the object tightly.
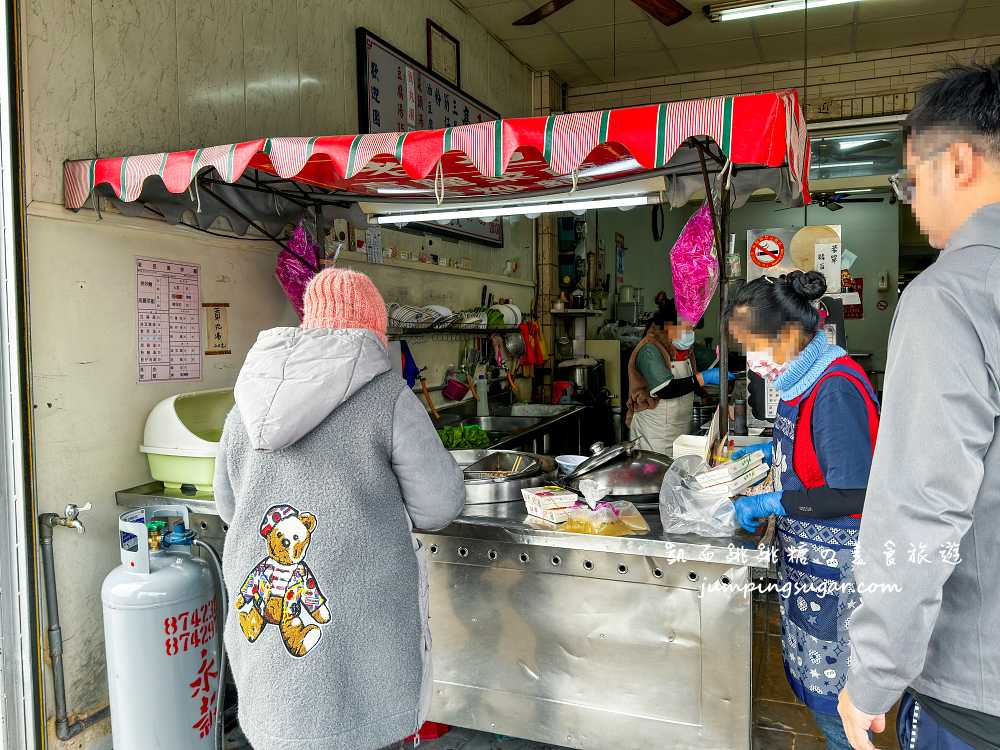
[904,57,1000,159]
[656,296,678,324]
[724,270,826,339]
[643,299,678,335]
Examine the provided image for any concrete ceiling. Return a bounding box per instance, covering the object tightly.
[456,0,1000,85]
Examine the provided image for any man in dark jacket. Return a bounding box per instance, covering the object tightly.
[839,60,1000,750]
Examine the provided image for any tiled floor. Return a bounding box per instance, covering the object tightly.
[751,594,899,750]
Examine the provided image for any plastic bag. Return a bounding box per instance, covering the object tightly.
[577,478,609,509]
[669,200,719,325]
[561,500,650,537]
[275,220,320,320]
[659,455,739,537]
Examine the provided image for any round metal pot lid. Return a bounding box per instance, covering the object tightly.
[564,440,635,481]
[567,450,671,496]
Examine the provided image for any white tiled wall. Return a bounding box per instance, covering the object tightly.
[565,36,1000,120]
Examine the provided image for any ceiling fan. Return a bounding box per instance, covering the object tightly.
[778,191,887,212]
[513,0,692,27]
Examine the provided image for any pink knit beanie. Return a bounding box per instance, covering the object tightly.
[301,268,388,346]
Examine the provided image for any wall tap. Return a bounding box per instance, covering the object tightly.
[40,502,92,536]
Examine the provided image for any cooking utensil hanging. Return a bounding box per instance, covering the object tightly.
[417,367,440,420]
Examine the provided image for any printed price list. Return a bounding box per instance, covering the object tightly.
[137,258,201,382]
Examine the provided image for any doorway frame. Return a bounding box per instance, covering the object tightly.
[0,1,42,749]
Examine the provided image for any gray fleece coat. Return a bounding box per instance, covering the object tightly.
[214,327,465,750]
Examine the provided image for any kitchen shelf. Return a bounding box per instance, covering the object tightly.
[116,482,219,516]
[322,255,535,288]
[550,309,605,316]
[388,325,520,340]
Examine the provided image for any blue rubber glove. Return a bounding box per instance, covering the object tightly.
[731,442,774,464]
[700,368,736,386]
[733,491,785,534]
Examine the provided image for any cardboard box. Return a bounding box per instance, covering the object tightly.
[692,451,765,489]
[522,486,578,510]
[522,486,579,523]
[695,462,771,499]
[524,503,576,524]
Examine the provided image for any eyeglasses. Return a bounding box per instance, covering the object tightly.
[889,145,957,205]
[889,170,914,204]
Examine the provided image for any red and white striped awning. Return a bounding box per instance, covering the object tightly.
[63,90,809,211]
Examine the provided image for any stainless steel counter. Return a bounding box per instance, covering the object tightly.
[115,483,770,568]
[451,501,772,567]
[419,505,763,750]
[117,484,765,750]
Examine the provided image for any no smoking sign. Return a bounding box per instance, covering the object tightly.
[750,234,785,268]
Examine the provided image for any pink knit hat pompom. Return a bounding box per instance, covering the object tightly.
[301,268,388,346]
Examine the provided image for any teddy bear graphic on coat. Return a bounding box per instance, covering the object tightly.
[234,504,330,658]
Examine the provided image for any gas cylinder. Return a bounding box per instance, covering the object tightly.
[102,506,220,748]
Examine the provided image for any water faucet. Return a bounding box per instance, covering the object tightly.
[40,503,92,536]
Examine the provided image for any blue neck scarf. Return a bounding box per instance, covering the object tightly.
[772,332,846,401]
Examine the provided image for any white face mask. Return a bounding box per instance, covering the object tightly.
[746,349,787,381]
[672,330,695,350]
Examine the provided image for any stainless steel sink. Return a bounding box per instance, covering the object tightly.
[434,401,585,453]
[459,416,543,433]
[509,403,575,418]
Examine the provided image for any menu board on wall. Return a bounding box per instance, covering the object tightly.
[356,27,503,247]
[136,257,201,383]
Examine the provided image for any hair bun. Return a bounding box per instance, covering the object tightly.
[788,270,827,301]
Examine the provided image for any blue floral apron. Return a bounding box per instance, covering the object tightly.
[772,363,872,716]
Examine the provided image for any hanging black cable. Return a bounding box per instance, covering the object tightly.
[651,203,664,242]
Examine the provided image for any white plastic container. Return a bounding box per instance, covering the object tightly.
[140,388,234,492]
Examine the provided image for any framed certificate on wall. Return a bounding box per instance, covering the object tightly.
[426,19,460,87]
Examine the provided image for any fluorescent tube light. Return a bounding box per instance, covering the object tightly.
[834,188,874,194]
[374,194,659,225]
[837,139,877,152]
[375,186,434,195]
[711,0,864,22]
[814,161,874,169]
[576,158,642,179]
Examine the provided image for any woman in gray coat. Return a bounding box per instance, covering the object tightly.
[214,267,465,750]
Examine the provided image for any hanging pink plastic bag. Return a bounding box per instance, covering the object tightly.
[669,200,719,325]
[275,221,320,320]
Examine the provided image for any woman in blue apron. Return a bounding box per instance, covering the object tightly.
[725,271,880,750]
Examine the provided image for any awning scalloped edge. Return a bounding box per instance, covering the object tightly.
[63,90,808,210]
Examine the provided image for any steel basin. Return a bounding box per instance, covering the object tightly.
[508,404,575,418]
[450,449,556,505]
[459,416,543,433]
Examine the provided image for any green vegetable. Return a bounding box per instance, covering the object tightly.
[486,309,505,329]
[438,425,491,450]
